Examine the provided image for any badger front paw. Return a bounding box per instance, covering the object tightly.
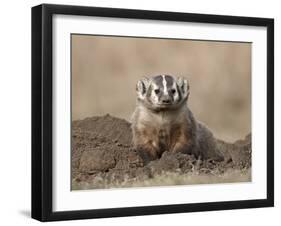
[135,144,162,163]
[171,142,194,155]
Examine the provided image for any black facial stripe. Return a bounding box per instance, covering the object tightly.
[176,84,182,102]
[153,75,164,89]
[164,75,174,88]
[141,81,146,94]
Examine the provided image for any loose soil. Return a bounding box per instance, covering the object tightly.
[72,114,251,190]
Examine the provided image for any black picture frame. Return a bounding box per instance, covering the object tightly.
[31,3,274,222]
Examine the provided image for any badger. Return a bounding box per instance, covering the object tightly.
[131,75,224,161]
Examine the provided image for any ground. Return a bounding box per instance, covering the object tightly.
[72,114,251,190]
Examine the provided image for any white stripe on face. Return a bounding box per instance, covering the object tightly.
[162,75,168,95]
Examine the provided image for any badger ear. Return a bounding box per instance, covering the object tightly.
[177,77,190,99]
[136,77,150,99]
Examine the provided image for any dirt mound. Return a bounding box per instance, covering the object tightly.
[72,115,251,189]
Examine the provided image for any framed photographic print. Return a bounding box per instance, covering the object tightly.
[31,4,274,221]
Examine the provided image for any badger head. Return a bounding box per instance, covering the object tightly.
[136,75,190,111]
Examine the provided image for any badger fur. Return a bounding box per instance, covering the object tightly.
[131,75,224,161]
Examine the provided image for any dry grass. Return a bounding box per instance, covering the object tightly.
[72,168,251,190]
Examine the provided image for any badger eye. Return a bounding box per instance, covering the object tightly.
[171,89,176,94]
[154,89,160,94]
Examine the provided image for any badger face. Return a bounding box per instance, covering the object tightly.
[136,75,190,111]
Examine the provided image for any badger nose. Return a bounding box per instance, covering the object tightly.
[162,99,171,104]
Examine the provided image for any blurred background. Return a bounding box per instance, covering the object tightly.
[72,34,251,142]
